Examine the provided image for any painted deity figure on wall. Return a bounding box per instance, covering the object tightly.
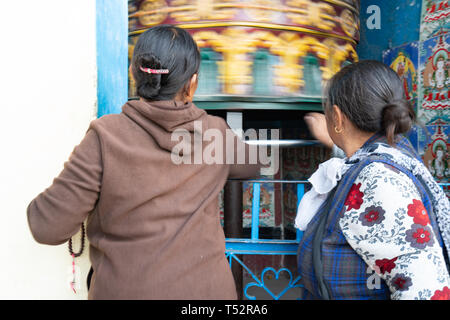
[382,43,420,115]
[423,122,450,182]
[429,144,449,180]
[242,183,275,227]
[428,55,450,90]
[390,51,417,101]
[420,34,449,124]
[422,36,449,96]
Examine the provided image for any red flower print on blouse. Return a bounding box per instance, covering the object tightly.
[359,206,385,227]
[345,183,364,211]
[375,257,398,275]
[406,224,435,249]
[431,286,450,300]
[365,211,379,222]
[391,274,412,292]
[413,227,431,244]
[407,199,430,226]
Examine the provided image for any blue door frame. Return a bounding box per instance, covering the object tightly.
[96,0,128,117]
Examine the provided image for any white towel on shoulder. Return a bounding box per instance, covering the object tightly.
[295,157,348,231]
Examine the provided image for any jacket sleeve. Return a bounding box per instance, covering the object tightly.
[222,123,262,179]
[27,129,103,245]
[339,162,450,300]
[207,115,262,179]
[227,135,262,179]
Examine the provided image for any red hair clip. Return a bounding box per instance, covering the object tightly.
[139,66,169,74]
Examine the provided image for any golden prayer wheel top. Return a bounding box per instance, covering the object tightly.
[128,0,360,108]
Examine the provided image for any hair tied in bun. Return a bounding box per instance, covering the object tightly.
[131,25,200,101]
[382,99,415,145]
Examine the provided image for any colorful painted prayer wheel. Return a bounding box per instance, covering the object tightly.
[128,0,360,108]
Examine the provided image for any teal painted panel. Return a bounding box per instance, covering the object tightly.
[196,48,220,95]
[252,50,274,95]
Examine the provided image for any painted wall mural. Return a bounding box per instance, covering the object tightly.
[383,2,449,196]
[382,42,420,113]
[423,120,450,182]
[420,0,450,41]
[419,33,450,125]
[419,33,449,188]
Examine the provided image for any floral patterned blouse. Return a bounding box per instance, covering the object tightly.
[339,161,450,300]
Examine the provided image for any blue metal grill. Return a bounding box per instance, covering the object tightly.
[225,180,307,300]
[225,180,450,300]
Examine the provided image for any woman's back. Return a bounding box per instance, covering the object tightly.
[88,99,239,299]
[27,24,262,300]
[28,98,250,299]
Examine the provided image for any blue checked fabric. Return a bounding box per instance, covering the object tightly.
[297,135,445,300]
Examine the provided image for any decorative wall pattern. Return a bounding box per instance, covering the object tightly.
[383,3,449,197]
[420,0,450,40]
[419,33,450,125]
[422,120,450,181]
[419,33,449,189]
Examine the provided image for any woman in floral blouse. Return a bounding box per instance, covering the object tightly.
[297,60,450,300]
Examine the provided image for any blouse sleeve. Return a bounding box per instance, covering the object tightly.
[339,162,450,300]
[27,129,103,245]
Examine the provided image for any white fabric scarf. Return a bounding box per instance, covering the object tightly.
[295,157,349,231]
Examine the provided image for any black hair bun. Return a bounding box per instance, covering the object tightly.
[381,99,415,142]
[134,53,163,98]
[130,25,201,101]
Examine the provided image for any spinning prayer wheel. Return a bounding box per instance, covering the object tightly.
[128,0,360,107]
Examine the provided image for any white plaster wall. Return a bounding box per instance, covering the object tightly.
[0,0,97,299]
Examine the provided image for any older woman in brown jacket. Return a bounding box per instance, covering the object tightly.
[27,25,260,300]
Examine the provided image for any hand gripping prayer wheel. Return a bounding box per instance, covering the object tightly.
[127,0,360,299]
